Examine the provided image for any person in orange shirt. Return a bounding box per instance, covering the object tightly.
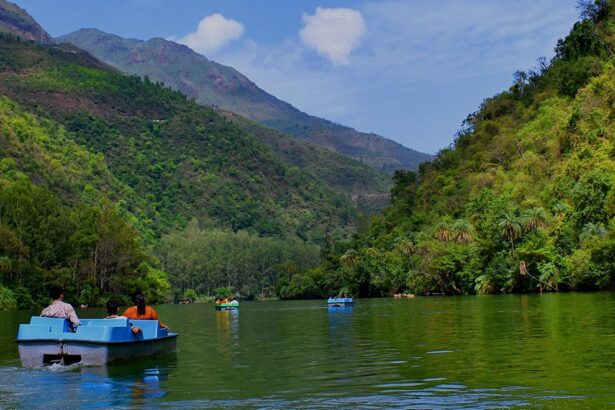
[106,298,141,335]
[123,291,168,329]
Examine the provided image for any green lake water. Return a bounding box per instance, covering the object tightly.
[1,294,615,408]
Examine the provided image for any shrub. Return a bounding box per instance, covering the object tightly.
[0,286,17,311]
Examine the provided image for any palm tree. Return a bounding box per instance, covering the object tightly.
[394,238,413,256]
[521,207,549,232]
[552,202,569,219]
[498,212,523,257]
[340,249,359,268]
[452,219,475,243]
[579,222,607,243]
[434,221,453,242]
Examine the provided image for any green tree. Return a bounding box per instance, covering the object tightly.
[214,286,233,299]
[340,249,359,268]
[434,221,453,242]
[579,222,607,242]
[452,219,475,243]
[498,212,523,258]
[521,207,549,232]
[0,285,17,310]
[183,288,198,302]
[394,238,413,256]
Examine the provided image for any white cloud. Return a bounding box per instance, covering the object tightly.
[175,14,244,54]
[299,7,366,66]
[358,0,577,82]
[214,0,579,153]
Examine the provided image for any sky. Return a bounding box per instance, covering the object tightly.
[13,0,580,154]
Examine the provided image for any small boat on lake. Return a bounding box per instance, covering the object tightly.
[327,297,354,307]
[17,316,178,367]
[215,300,239,311]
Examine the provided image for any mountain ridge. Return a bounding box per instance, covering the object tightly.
[57,28,433,174]
[0,0,52,43]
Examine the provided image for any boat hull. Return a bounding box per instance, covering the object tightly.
[18,335,177,367]
[17,317,178,367]
[327,297,354,307]
[215,305,238,311]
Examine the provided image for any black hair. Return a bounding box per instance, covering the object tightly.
[106,299,119,315]
[133,291,146,315]
[49,285,64,300]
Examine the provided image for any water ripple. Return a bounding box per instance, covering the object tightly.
[2,296,615,408]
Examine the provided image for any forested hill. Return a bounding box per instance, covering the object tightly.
[0,33,364,241]
[220,111,392,213]
[53,29,392,214]
[57,28,433,174]
[282,1,615,299]
[0,28,373,306]
[0,1,396,308]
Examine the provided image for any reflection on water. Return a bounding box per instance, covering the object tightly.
[327,306,353,341]
[2,295,615,408]
[0,354,175,409]
[215,309,239,336]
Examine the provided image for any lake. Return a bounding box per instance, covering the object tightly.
[1,294,615,408]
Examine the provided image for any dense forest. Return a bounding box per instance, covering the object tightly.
[281,0,615,299]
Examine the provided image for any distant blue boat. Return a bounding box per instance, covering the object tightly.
[327,297,354,307]
[17,317,178,367]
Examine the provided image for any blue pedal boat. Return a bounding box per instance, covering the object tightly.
[17,317,178,367]
[327,297,354,307]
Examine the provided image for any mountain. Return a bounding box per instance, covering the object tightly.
[54,28,391,212]
[57,28,433,174]
[0,0,52,43]
[0,29,371,304]
[220,110,391,213]
[279,2,615,298]
[0,2,399,305]
[0,32,365,241]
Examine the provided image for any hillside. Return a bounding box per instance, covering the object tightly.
[0,93,174,308]
[57,28,433,174]
[0,28,373,304]
[0,0,52,43]
[280,1,615,298]
[220,110,391,213]
[0,34,362,240]
[0,1,398,305]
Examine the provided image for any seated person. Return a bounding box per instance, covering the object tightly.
[105,298,141,334]
[123,291,168,329]
[41,285,80,330]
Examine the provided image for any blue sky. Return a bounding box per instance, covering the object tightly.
[14,0,579,154]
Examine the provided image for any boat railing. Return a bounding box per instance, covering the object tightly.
[18,317,169,342]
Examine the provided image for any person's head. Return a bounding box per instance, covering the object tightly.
[106,299,119,316]
[49,285,64,301]
[133,291,146,315]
